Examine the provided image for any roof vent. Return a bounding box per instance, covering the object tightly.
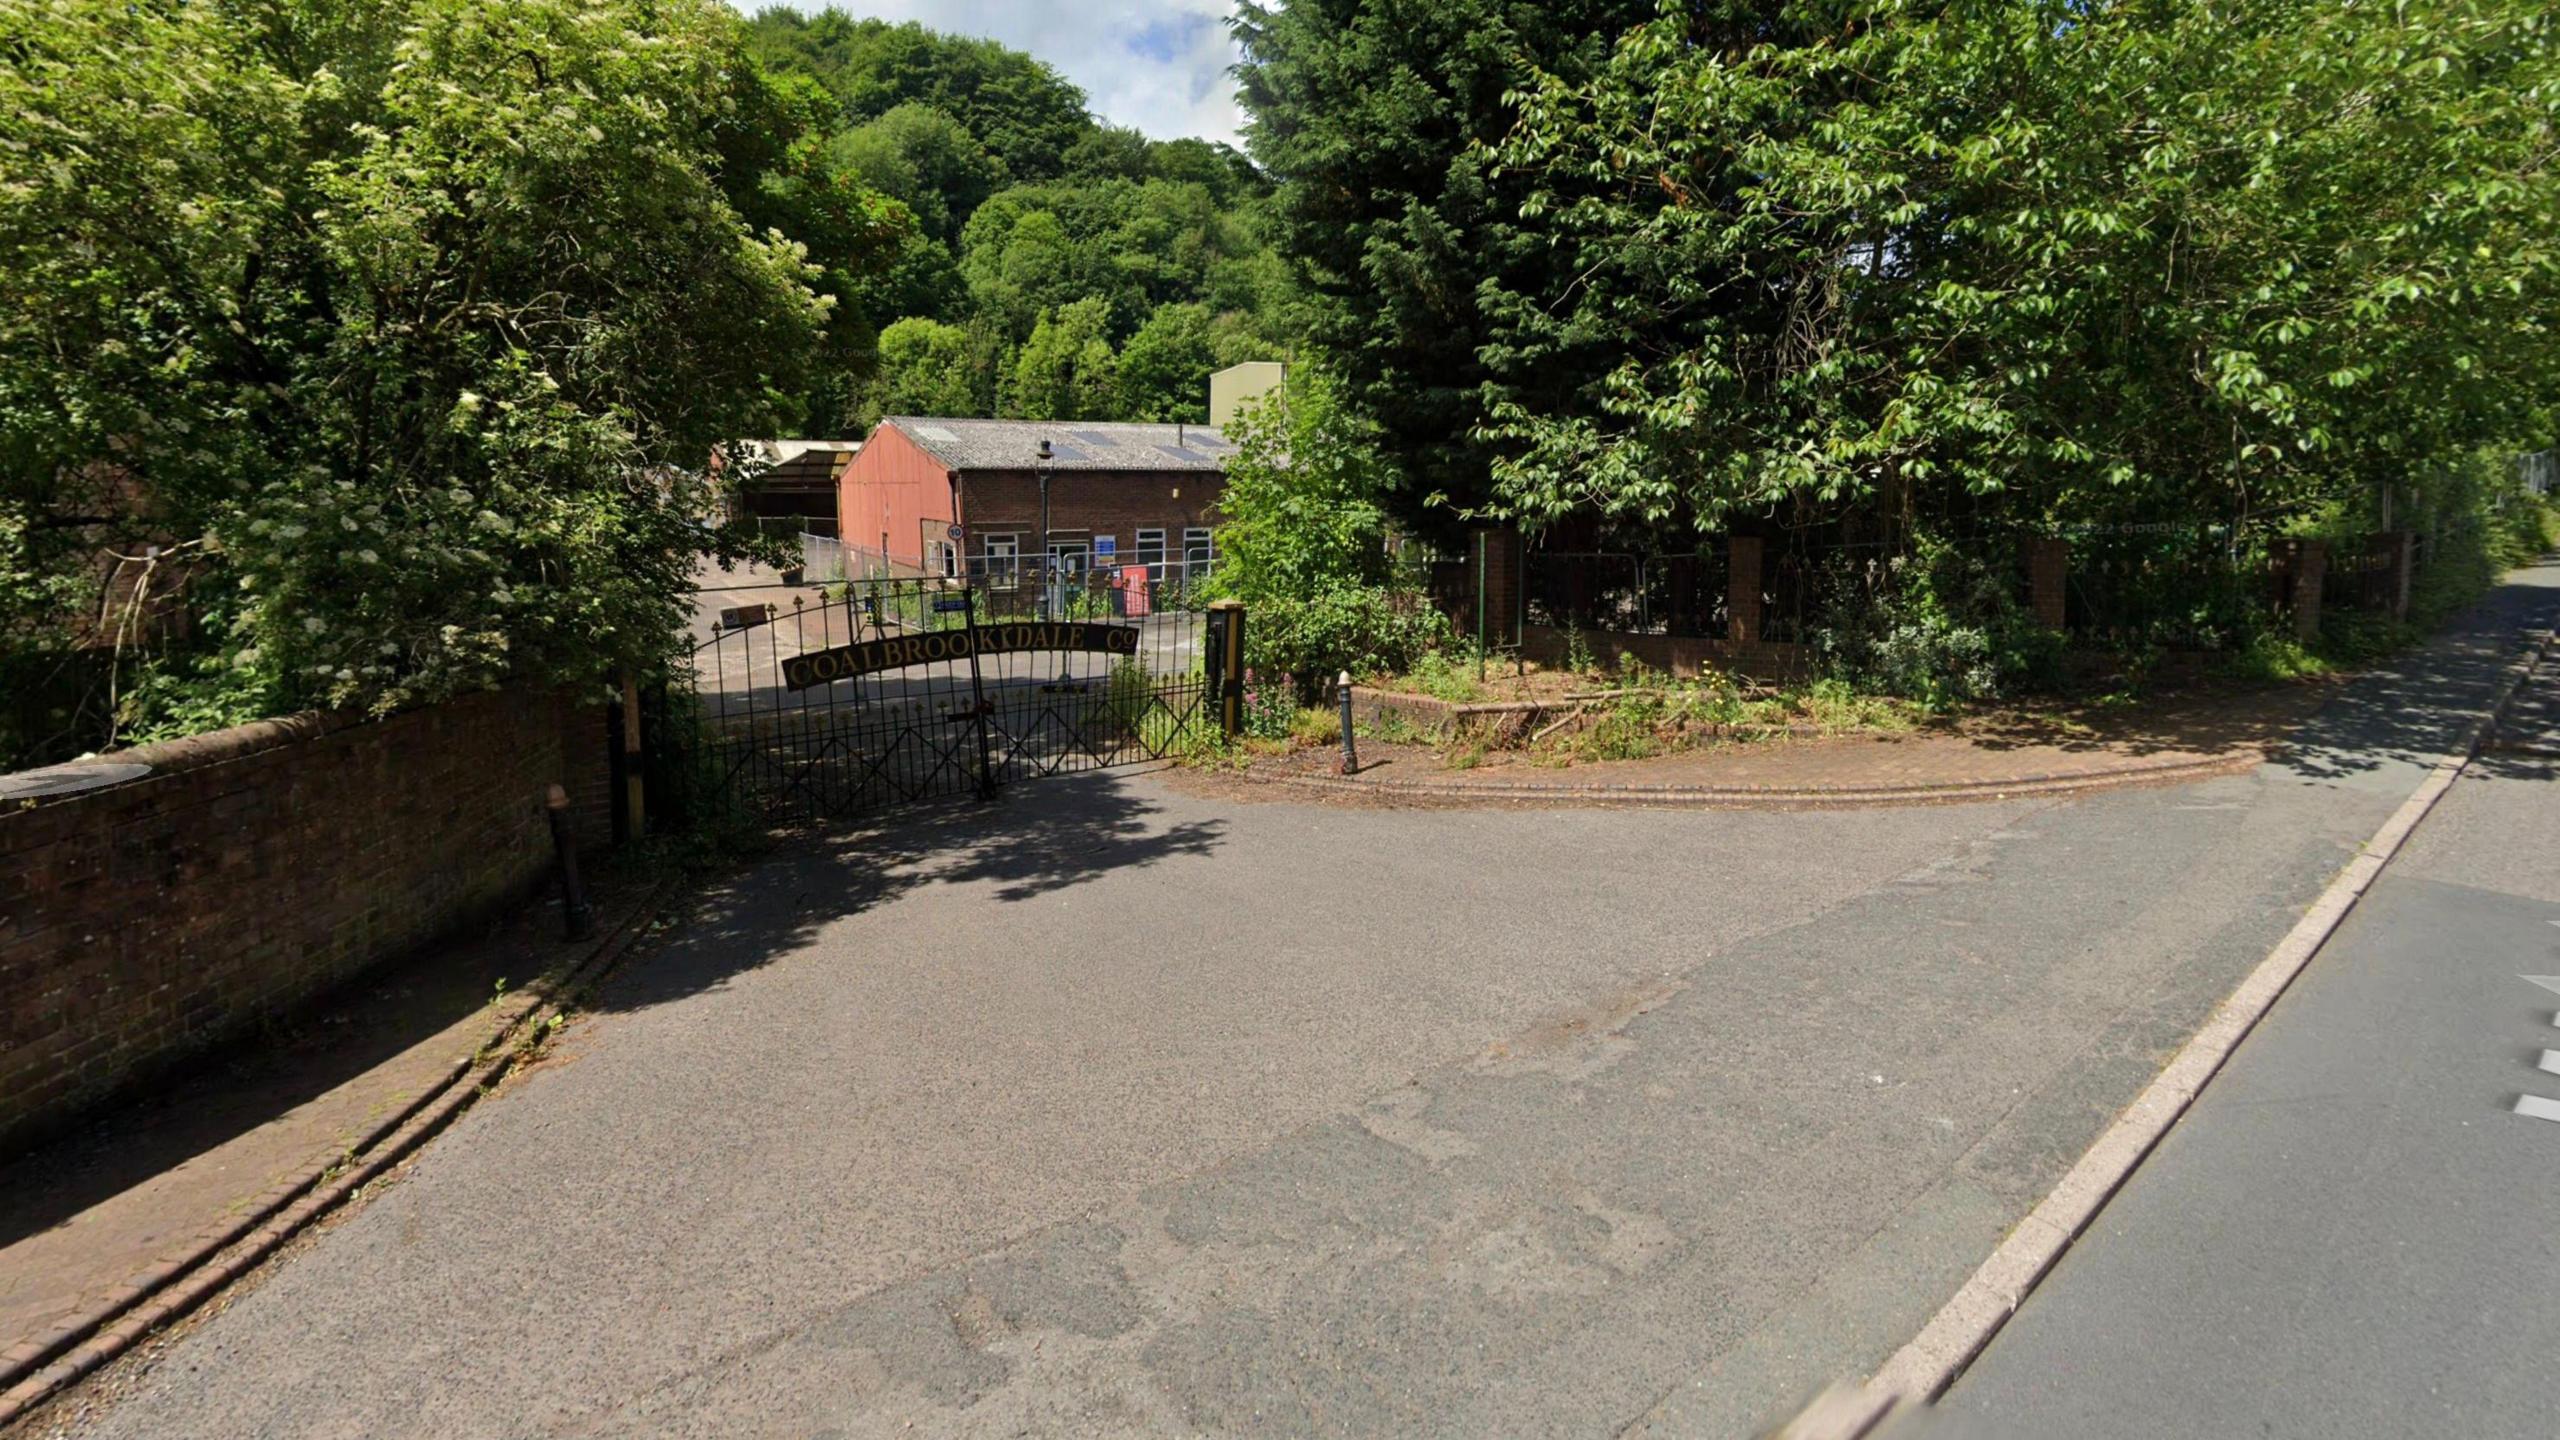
[1037,438,1054,461]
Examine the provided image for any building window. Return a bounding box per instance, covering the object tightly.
[1182,527,1215,580]
[981,533,1019,580]
[1135,528,1167,582]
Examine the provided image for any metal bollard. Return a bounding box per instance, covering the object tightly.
[546,784,595,941]
[1337,670,1358,775]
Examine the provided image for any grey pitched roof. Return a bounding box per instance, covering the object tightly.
[884,417,1233,473]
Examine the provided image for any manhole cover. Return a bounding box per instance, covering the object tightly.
[0,761,154,801]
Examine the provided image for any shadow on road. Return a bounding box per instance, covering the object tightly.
[0,874,648,1268]
[586,768,1226,1016]
[0,771,1218,1290]
[1949,558,2560,781]
[1951,681,2323,763]
[2286,559,2560,781]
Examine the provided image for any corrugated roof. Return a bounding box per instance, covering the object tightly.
[883,417,1233,473]
[750,438,863,464]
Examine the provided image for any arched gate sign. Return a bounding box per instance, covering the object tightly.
[660,566,1215,826]
[781,620,1139,689]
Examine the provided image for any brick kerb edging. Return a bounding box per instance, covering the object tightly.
[1838,626,2555,1428]
[0,881,674,1429]
[1241,748,2257,809]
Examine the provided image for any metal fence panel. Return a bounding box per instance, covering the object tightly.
[659,561,1212,828]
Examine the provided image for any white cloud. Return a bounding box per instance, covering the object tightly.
[780,2,1247,149]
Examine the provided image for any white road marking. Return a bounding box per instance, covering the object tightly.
[2541,1051,2560,1077]
[2521,976,2560,996]
[2515,1095,2560,1123]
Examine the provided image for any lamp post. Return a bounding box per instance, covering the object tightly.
[1035,437,1053,620]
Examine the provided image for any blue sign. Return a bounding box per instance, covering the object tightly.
[932,597,970,613]
[1093,536,1117,559]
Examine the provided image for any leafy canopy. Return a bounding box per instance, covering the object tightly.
[0,0,844,759]
[1234,0,1655,530]
[1213,368,1449,682]
[750,6,1301,431]
[1480,0,2560,536]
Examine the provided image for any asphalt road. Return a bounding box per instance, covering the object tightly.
[42,568,2560,1440]
[1928,660,2560,1439]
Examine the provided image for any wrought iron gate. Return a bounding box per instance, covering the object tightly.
[660,562,1215,826]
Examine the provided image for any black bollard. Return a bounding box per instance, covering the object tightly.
[1337,670,1358,775]
[546,784,595,941]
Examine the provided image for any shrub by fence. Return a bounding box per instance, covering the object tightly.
[1436,516,2467,696]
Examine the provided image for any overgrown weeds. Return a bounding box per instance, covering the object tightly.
[1400,646,1486,702]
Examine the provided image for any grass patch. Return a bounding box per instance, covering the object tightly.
[1382,646,1487,702]
[1169,725,1248,770]
[1514,671,1925,766]
[2215,633,2337,683]
[1792,678,1920,731]
[1289,704,1340,746]
[1576,695,1667,761]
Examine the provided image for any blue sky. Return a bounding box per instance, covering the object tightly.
[785,2,1248,148]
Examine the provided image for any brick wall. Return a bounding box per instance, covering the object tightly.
[955,470,1225,566]
[835,423,954,569]
[1727,537,1766,643]
[0,686,611,1158]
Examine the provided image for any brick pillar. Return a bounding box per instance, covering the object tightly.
[2026,536,2069,631]
[1666,553,1699,636]
[2292,539,2328,643]
[2383,530,2414,620]
[1727,536,1764,644]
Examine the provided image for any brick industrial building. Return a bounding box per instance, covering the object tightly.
[835,417,1232,583]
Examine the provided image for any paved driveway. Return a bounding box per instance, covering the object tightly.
[52,781,2363,1439]
[55,570,2556,1440]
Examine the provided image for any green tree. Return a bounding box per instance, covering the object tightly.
[1234,0,1654,528]
[973,207,1085,337]
[1147,137,1263,206]
[742,7,1303,393]
[718,64,919,436]
[1212,368,1448,684]
[0,0,838,761]
[961,178,1273,343]
[827,102,1002,246]
[859,318,982,426]
[1117,304,1222,422]
[1483,0,2560,539]
[1063,124,1157,182]
[745,9,1092,182]
[1008,300,1121,421]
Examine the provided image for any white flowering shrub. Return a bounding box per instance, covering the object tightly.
[2,0,856,752]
